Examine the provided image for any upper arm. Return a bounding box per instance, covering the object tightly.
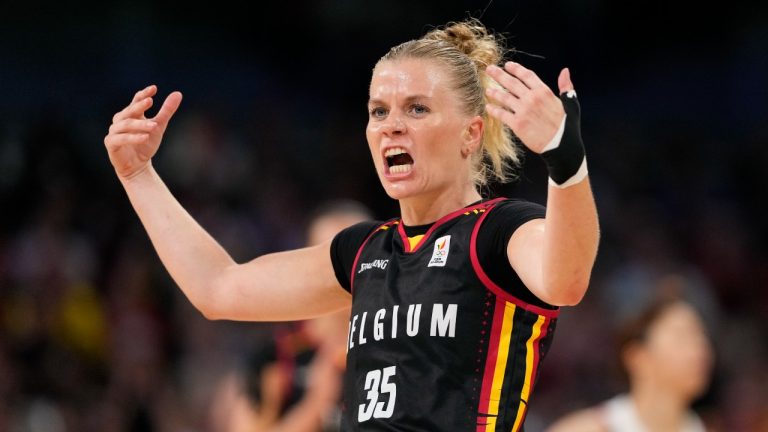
[478,199,554,306]
[544,408,607,432]
[208,238,351,321]
[506,218,550,303]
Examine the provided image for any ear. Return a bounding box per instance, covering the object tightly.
[461,115,484,157]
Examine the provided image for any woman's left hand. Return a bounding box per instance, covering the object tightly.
[485,62,574,154]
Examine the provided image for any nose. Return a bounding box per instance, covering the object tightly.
[382,114,406,136]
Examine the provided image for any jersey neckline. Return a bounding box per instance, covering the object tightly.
[401,199,484,237]
[397,198,505,253]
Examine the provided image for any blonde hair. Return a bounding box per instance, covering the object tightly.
[376,18,519,187]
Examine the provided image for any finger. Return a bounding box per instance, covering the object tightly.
[485,87,520,114]
[486,64,529,98]
[131,85,158,103]
[151,91,183,127]
[109,118,158,135]
[486,103,517,129]
[113,97,154,123]
[104,132,151,148]
[503,61,545,90]
[558,67,575,95]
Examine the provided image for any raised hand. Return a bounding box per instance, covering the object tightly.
[104,85,183,179]
[306,344,344,406]
[485,62,574,154]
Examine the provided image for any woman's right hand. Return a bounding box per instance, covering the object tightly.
[104,85,182,180]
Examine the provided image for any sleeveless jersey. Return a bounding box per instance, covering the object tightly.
[341,198,559,431]
[599,394,706,432]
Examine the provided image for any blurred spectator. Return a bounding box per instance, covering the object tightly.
[209,200,372,432]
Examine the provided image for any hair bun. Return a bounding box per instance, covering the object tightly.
[443,25,479,57]
[423,18,505,70]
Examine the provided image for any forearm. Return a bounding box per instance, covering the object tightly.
[266,396,333,432]
[119,164,235,315]
[542,177,600,304]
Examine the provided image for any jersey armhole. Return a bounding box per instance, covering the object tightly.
[469,202,560,318]
[349,219,399,294]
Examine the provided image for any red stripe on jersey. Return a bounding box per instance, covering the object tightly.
[527,316,550,404]
[469,205,560,319]
[476,299,506,429]
[511,315,551,432]
[397,222,412,253]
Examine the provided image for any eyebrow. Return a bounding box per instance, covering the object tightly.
[367,95,432,106]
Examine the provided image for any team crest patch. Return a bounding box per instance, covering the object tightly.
[428,235,451,267]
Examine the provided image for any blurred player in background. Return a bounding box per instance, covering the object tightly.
[210,200,372,431]
[545,291,714,432]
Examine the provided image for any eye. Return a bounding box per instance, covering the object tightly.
[369,106,388,119]
[409,104,430,116]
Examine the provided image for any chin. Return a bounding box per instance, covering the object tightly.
[382,185,412,201]
[378,176,417,201]
[383,179,432,201]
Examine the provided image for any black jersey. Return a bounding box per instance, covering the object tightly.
[332,198,559,431]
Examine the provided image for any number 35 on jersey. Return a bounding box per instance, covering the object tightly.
[358,366,397,423]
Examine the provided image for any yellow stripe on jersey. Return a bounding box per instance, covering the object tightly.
[484,302,516,432]
[407,234,424,250]
[510,315,546,432]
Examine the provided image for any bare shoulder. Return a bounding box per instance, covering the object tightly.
[544,407,607,432]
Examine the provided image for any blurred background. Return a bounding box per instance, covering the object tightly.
[1,0,767,430]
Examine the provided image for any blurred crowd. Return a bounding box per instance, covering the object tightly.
[1,89,767,431]
[2,2,768,431]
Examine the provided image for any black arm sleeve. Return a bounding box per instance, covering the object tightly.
[330,221,381,292]
[476,199,556,309]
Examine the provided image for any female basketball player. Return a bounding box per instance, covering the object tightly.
[545,294,713,432]
[104,18,599,431]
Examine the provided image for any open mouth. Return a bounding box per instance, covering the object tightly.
[384,148,414,174]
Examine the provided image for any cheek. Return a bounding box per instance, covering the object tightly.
[412,119,462,163]
[365,123,375,145]
[366,127,380,161]
[680,337,714,378]
[367,120,385,135]
[648,337,708,378]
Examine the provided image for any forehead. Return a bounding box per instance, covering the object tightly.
[369,58,451,99]
[648,303,706,337]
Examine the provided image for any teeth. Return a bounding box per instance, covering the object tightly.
[385,148,408,157]
[389,164,412,174]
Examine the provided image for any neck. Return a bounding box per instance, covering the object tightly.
[398,182,481,226]
[630,379,692,431]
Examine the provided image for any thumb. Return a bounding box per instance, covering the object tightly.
[152,91,183,127]
[558,68,574,95]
